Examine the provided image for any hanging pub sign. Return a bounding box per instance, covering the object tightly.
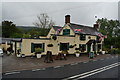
[98,33,107,41]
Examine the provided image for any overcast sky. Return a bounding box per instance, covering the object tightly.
[2,2,118,27]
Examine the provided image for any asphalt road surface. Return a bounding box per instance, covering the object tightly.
[2,55,120,80]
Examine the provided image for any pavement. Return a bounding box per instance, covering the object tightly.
[2,53,118,73]
[2,54,119,79]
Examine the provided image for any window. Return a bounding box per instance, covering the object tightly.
[79,44,86,52]
[80,34,86,40]
[31,43,44,53]
[60,43,69,51]
[63,29,70,35]
[96,36,100,40]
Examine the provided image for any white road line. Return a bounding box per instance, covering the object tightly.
[5,68,34,73]
[62,62,119,80]
[71,63,78,65]
[75,63,120,79]
[83,61,88,63]
[93,60,97,62]
[100,59,104,60]
[5,72,20,75]
[32,69,41,71]
[32,68,45,71]
[107,57,110,59]
[40,68,45,70]
[54,66,61,68]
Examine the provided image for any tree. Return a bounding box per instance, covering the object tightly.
[10,33,23,38]
[33,13,55,28]
[96,18,120,37]
[96,18,120,49]
[2,20,23,38]
[22,34,30,38]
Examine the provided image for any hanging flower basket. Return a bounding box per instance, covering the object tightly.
[47,44,53,47]
[75,48,80,50]
[69,45,74,48]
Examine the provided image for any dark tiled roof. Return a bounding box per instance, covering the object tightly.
[70,23,102,36]
[53,26,62,31]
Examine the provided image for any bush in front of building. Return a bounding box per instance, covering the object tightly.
[110,48,120,54]
[35,48,43,54]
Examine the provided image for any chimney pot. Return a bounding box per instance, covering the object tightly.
[94,23,99,31]
[65,15,70,24]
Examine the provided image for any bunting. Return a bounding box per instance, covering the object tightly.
[74,29,83,32]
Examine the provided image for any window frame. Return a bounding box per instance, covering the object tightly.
[31,43,45,53]
[63,29,70,35]
[79,44,86,52]
[80,34,86,40]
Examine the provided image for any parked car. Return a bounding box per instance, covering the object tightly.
[0,48,3,57]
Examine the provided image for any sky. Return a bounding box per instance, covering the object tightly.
[118,1,120,21]
[1,1,119,27]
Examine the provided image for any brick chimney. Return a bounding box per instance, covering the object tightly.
[93,23,99,31]
[65,15,70,24]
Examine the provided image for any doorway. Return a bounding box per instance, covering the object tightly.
[60,43,69,51]
[87,44,91,53]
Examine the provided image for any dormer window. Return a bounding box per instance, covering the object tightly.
[80,34,86,40]
[63,29,70,35]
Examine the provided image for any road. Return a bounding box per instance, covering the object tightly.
[2,55,120,80]
[0,57,2,80]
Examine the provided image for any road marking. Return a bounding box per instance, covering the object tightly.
[83,61,88,63]
[106,57,110,59]
[32,69,41,71]
[5,72,20,75]
[76,64,119,79]
[54,66,61,68]
[5,68,34,73]
[71,63,78,65]
[100,59,104,60]
[32,68,45,71]
[62,62,120,80]
[93,60,97,62]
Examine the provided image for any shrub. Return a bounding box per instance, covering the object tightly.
[62,50,68,54]
[35,48,43,53]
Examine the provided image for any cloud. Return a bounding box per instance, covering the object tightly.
[2,2,118,26]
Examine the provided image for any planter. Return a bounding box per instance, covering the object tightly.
[64,54,66,56]
[47,44,53,47]
[96,53,99,55]
[102,51,105,54]
[17,54,21,57]
[21,54,25,58]
[75,53,80,57]
[89,52,94,58]
[37,54,41,58]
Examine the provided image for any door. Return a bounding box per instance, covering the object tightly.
[87,44,91,53]
[60,43,69,51]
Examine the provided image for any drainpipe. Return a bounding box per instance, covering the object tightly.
[5,41,7,51]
